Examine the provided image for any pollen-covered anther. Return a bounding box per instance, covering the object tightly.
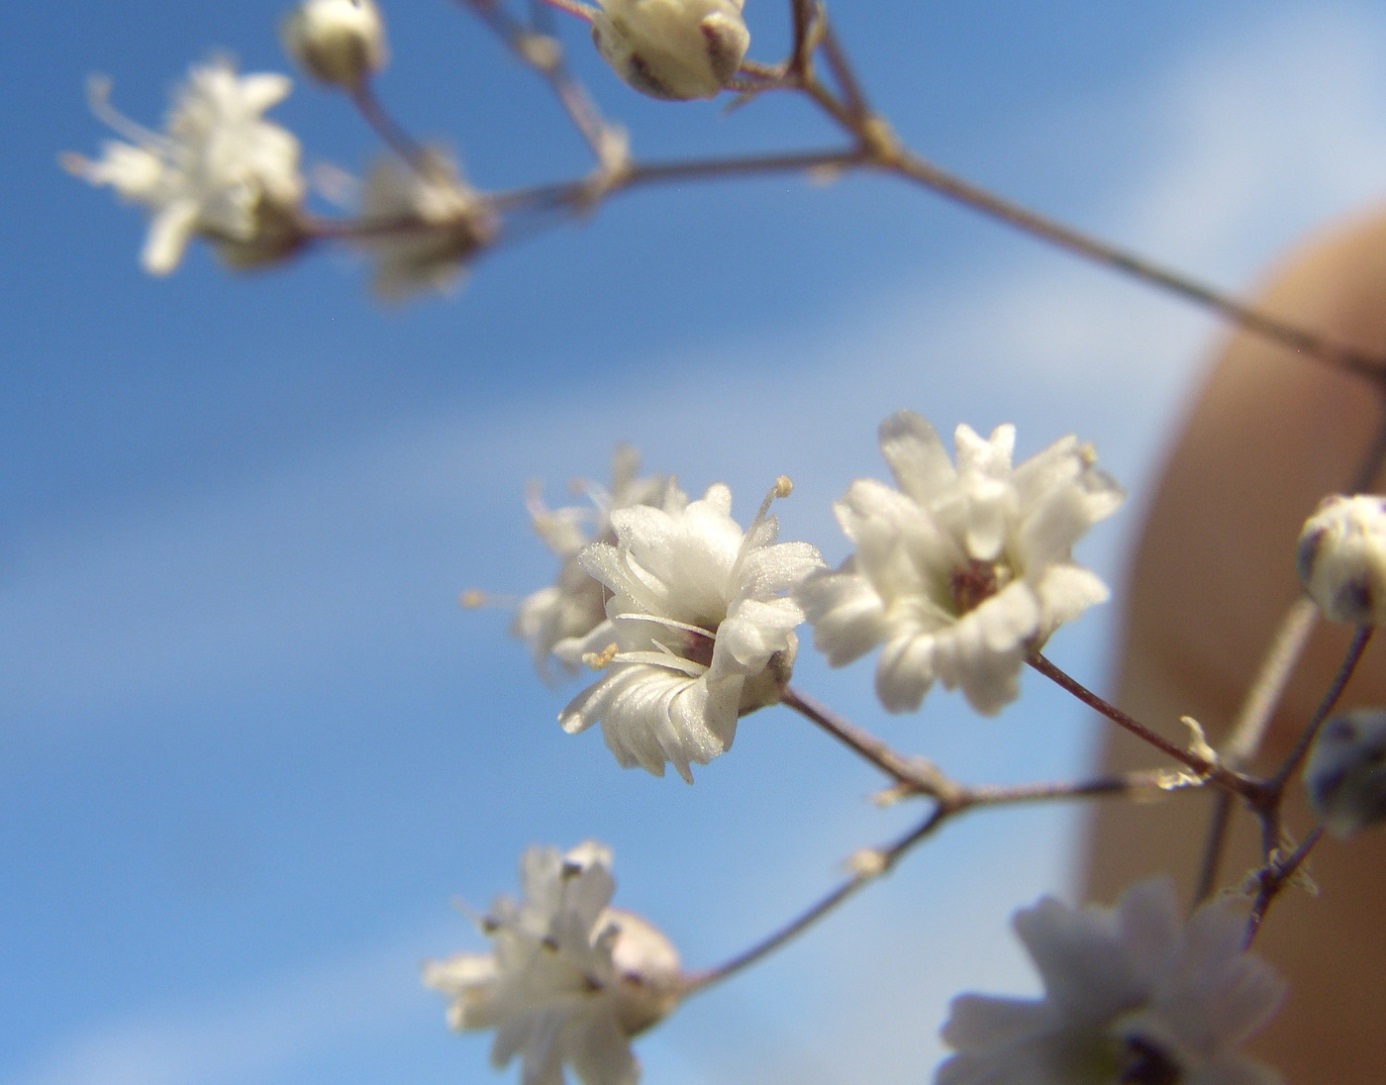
[583,642,621,671]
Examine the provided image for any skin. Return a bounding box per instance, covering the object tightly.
[1082,204,1386,1082]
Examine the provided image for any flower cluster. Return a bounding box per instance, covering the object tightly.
[65,59,305,275]
[800,412,1122,715]
[425,842,681,1085]
[559,479,823,781]
[937,879,1285,1085]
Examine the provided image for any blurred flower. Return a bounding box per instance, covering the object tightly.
[514,447,677,679]
[799,412,1121,715]
[591,0,750,100]
[65,59,305,274]
[356,148,495,301]
[560,480,823,781]
[1296,494,1386,625]
[425,842,681,1085]
[281,0,388,89]
[1303,708,1386,837]
[937,879,1285,1085]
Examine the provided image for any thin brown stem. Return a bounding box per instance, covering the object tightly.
[680,806,947,996]
[962,768,1206,808]
[781,685,952,797]
[1027,652,1258,800]
[874,150,1386,383]
[1192,791,1234,907]
[818,24,870,120]
[1269,625,1374,794]
[350,81,430,170]
[1244,825,1326,948]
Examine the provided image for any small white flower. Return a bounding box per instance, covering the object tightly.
[937,879,1286,1085]
[799,412,1122,716]
[1303,708,1386,837]
[560,480,823,781]
[425,842,681,1085]
[590,0,750,100]
[1296,494,1386,625]
[357,148,495,301]
[514,447,677,679]
[281,0,388,89]
[66,60,304,274]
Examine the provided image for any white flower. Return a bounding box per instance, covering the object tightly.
[281,0,388,89]
[357,148,495,301]
[559,480,823,781]
[937,879,1286,1085]
[1296,494,1386,625]
[425,842,681,1085]
[66,60,304,274]
[514,447,677,679]
[799,412,1122,716]
[590,0,750,100]
[1303,708,1386,837]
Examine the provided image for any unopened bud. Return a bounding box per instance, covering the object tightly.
[1303,708,1386,837]
[591,0,750,101]
[1296,494,1386,624]
[282,0,388,89]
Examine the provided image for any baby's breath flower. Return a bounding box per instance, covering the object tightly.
[1303,708,1386,837]
[590,0,750,100]
[281,0,388,89]
[937,879,1285,1085]
[426,842,680,1085]
[357,148,495,301]
[800,412,1122,716]
[1296,494,1386,625]
[560,481,824,781]
[514,447,677,679]
[65,60,305,275]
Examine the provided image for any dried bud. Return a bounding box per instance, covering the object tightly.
[1296,494,1386,624]
[1304,708,1386,836]
[282,0,388,89]
[591,0,750,101]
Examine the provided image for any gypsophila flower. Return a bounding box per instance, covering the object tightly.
[1296,494,1386,625]
[1303,708,1386,837]
[937,879,1285,1085]
[514,447,677,679]
[559,480,823,781]
[357,147,495,301]
[281,0,388,89]
[591,0,750,100]
[425,842,681,1085]
[65,59,305,275]
[799,412,1122,716]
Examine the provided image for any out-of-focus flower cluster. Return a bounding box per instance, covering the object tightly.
[65,59,306,275]
[937,879,1285,1085]
[426,842,681,1085]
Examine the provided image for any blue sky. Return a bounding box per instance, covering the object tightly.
[8,2,1386,1083]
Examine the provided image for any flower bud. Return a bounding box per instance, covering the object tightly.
[282,0,387,89]
[1303,708,1386,836]
[591,0,750,101]
[1296,494,1386,624]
